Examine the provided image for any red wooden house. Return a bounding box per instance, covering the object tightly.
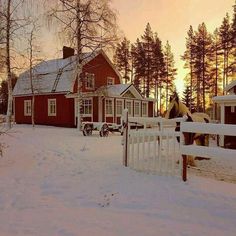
[13,47,155,128]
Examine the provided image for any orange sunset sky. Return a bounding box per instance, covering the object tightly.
[40,0,235,94]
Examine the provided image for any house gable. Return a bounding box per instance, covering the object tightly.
[121,85,143,100]
[122,90,136,98]
[81,52,122,93]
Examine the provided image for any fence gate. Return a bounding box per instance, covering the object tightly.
[122,109,185,177]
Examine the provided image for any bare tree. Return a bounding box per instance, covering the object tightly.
[24,22,42,127]
[0,0,35,128]
[47,0,118,130]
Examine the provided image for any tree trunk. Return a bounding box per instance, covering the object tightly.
[76,0,83,130]
[6,0,12,129]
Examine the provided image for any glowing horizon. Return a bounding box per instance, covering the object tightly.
[112,0,235,95]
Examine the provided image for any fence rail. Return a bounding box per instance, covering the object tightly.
[180,122,236,160]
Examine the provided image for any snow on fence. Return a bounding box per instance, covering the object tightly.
[122,109,185,177]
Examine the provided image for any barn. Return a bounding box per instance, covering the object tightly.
[13,47,154,128]
[213,80,236,149]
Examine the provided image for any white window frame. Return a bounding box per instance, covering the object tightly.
[107,77,115,85]
[125,100,133,116]
[231,106,235,113]
[105,98,114,117]
[116,99,124,117]
[85,72,95,90]
[24,100,31,116]
[134,101,141,117]
[48,99,57,116]
[142,102,148,117]
[81,98,93,117]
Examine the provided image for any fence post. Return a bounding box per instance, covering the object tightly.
[180,120,187,182]
[123,109,129,167]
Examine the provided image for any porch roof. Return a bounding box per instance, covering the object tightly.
[213,95,236,104]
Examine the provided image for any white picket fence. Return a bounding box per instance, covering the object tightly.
[122,109,236,181]
[122,109,185,177]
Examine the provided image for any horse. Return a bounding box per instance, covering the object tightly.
[165,93,210,166]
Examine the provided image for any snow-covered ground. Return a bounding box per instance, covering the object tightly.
[0,125,236,236]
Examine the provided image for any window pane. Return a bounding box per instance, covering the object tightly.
[116,100,123,115]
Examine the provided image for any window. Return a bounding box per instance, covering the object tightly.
[81,98,92,116]
[24,100,31,116]
[85,73,95,89]
[142,102,148,116]
[48,99,56,116]
[105,99,113,116]
[116,100,123,116]
[126,100,133,116]
[107,77,115,85]
[134,101,141,116]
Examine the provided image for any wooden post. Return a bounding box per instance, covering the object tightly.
[123,109,129,167]
[182,155,187,182]
[180,120,187,182]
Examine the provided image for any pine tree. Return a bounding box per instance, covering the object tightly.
[193,23,212,112]
[113,37,131,84]
[230,1,236,77]
[164,41,177,110]
[132,39,146,95]
[182,85,196,112]
[181,25,196,112]
[152,33,165,115]
[219,13,232,92]
[141,23,154,98]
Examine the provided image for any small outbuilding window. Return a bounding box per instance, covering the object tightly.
[48,99,56,116]
[24,100,31,116]
[85,73,95,89]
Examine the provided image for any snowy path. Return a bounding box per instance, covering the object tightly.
[0,125,236,236]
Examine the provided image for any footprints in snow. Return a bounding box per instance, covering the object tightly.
[98,192,119,208]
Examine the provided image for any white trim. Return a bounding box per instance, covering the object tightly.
[105,98,114,117]
[116,99,124,117]
[134,101,141,117]
[142,101,148,117]
[48,98,57,116]
[24,100,32,116]
[81,98,93,118]
[231,106,235,113]
[125,100,133,116]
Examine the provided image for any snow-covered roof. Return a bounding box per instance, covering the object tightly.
[225,80,236,92]
[97,84,131,96]
[96,83,145,99]
[13,50,119,96]
[213,95,236,104]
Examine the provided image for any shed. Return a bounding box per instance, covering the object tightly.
[213,80,236,149]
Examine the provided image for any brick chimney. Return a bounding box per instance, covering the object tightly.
[63,46,75,59]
